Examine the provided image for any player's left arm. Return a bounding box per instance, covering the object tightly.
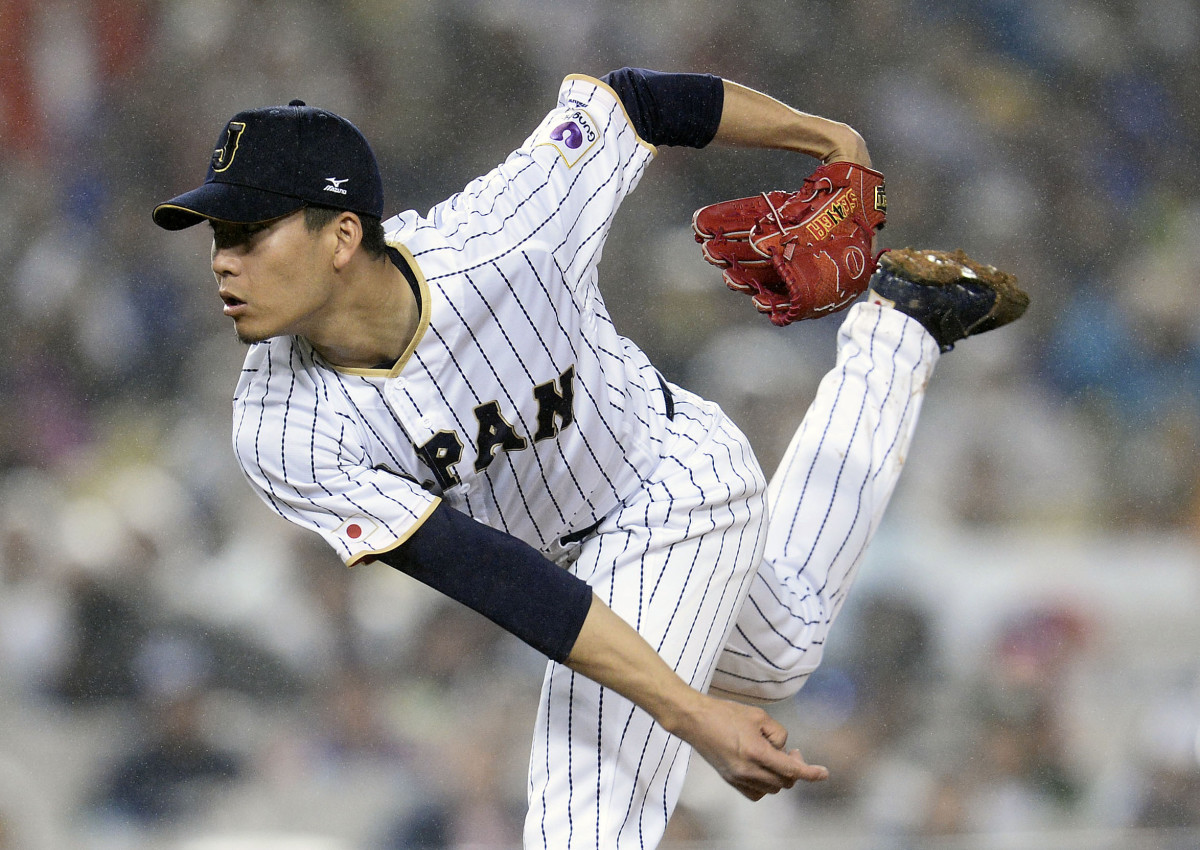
[601,67,870,166]
[607,68,883,325]
[714,79,871,167]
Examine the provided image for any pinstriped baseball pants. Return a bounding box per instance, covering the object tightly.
[711,302,940,702]
[524,303,939,848]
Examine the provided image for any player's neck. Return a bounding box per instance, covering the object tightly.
[306,256,418,369]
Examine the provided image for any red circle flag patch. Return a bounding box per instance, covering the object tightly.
[335,515,379,546]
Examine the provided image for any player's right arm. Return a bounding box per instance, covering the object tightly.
[390,507,827,799]
[376,501,823,798]
[565,595,829,800]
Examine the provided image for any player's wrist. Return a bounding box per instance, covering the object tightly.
[817,123,871,167]
[651,686,712,743]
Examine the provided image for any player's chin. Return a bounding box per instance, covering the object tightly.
[231,321,272,346]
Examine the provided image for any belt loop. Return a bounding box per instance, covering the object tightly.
[657,372,676,421]
[559,515,605,546]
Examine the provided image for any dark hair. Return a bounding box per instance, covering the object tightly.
[303,205,388,258]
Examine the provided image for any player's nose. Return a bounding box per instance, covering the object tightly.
[211,242,239,279]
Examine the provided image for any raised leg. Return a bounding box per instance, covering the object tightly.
[711,302,940,701]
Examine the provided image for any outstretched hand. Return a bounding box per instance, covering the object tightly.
[673,694,828,801]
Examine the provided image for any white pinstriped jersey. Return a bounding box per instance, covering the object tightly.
[225,68,946,850]
[232,75,674,565]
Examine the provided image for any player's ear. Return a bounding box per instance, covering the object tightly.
[330,211,365,270]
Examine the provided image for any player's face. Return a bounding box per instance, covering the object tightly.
[210,210,335,344]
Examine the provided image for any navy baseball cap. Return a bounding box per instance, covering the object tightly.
[153,100,384,230]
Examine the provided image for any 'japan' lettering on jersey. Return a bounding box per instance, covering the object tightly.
[232,75,672,565]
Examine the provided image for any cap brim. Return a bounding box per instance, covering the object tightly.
[152,181,305,231]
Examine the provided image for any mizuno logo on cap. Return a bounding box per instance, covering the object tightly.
[323,177,349,195]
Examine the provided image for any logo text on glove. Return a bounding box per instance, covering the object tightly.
[805,188,859,241]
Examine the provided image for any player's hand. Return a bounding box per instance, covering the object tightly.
[563,596,826,799]
[672,694,828,801]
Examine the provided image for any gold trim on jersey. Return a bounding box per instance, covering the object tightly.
[345,496,442,567]
[328,239,432,378]
[563,74,658,156]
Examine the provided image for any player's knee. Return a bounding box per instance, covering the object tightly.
[708,658,821,704]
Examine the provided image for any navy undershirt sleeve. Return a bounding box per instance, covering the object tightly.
[600,67,724,148]
[374,503,594,662]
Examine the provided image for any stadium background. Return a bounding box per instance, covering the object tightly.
[1,1,1198,848]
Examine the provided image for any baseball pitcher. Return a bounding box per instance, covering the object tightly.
[154,68,1026,848]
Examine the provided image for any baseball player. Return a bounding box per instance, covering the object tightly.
[153,68,1025,848]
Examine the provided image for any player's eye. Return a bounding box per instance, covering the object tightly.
[211,221,266,250]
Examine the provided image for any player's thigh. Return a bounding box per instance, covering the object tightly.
[570,394,769,684]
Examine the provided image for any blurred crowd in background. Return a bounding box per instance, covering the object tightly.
[1,1,1199,848]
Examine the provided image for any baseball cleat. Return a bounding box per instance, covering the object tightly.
[865,248,1029,352]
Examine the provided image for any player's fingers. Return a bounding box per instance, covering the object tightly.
[757,741,829,786]
[755,719,829,784]
[718,754,791,798]
[733,782,769,802]
[737,739,818,791]
[789,750,830,783]
[760,717,789,750]
[733,762,819,800]
[728,765,790,800]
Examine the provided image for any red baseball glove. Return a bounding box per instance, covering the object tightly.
[693,161,887,326]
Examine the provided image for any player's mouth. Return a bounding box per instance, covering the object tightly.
[220,292,247,316]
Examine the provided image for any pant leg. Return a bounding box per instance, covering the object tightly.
[711,303,940,702]
[524,390,768,849]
